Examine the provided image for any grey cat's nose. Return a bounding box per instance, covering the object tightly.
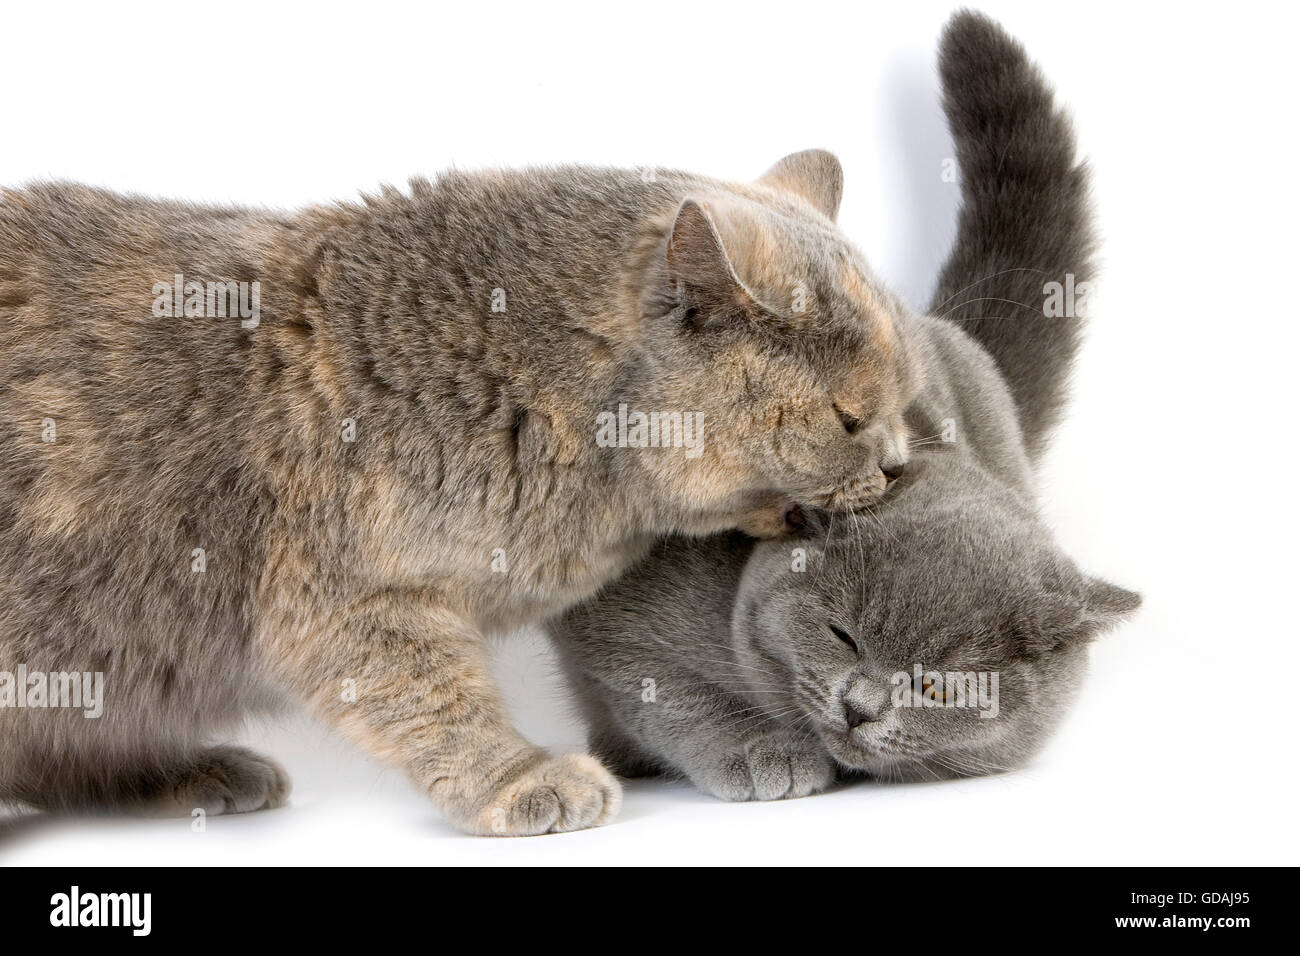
[881,462,905,484]
[844,702,879,729]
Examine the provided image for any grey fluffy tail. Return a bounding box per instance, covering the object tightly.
[929,10,1094,459]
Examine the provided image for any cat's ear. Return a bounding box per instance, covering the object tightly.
[1080,577,1142,632]
[1029,580,1144,655]
[757,149,844,221]
[1020,575,1140,656]
[665,199,756,321]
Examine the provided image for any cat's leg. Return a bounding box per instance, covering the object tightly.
[0,648,287,816]
[115,745,290,816]
[268,591,620,836]
[1,735,288,816]
[552,636,835,802]
[624,683,835,801]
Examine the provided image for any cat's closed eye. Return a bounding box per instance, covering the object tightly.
[828,623,858,653]
[833,402,864,436]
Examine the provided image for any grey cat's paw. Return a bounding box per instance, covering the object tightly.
[688,732,835,802]
[163,745,291,816]
[473,753,622,836]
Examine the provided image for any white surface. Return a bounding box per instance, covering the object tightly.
[2,0,1296,865]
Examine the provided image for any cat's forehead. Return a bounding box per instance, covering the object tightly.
[823,514,1057,603]
[746,529,1064,668]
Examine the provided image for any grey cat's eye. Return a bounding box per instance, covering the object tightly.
[828,623,858,653]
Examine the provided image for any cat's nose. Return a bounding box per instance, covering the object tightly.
[844,702,880,729]
[881,462,905,484]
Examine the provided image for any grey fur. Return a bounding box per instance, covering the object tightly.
[546,10,1140,800]
[931,10,1096,457]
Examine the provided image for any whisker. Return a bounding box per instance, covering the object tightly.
[936,295,1043,322]
[929,267,1051,314]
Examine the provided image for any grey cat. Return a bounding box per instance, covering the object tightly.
[547,11,1141,800]
[0,137,918,828]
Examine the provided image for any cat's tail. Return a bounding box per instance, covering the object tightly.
[929,10,1094,459]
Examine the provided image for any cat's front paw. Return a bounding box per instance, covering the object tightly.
[472,753,622,836]
[687,732,835,802]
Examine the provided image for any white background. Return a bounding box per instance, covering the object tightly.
[2,0,1296,865]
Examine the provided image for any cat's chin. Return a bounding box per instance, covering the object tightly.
[814,725,943,779]
[815,725,895,771]
[816,728,1018,783]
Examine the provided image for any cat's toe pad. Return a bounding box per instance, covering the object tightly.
[168,745,290,816]
[694,733,835,802]
[476,753,622,836]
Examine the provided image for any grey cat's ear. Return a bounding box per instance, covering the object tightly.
[665,199,756,319]
[1081,577,1142,632]
[1021,576,1140,656]
[757,149,844,220]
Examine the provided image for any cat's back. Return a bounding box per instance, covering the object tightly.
[0,181,288,387]
[0,180,284,291]
[0,182,286,520]
[906,314,1033,490]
